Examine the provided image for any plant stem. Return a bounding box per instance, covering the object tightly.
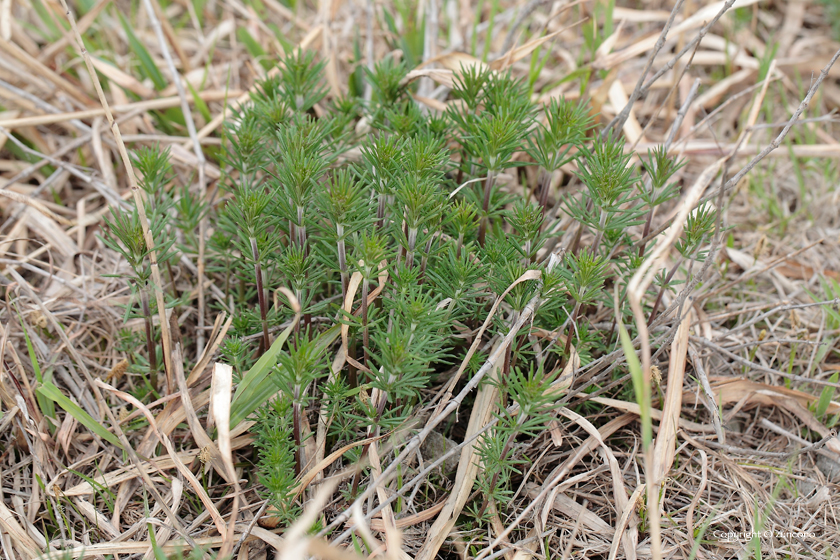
[419,231,438,282]
[350,390,389,495]
[478,170,496,246]
[376,192,386,230]
[348,335,358,388]
[292,386,304,476]
[296,205,306,249]
[509,329,527,372]
[250,237,270,353]
[568,198,594,256]
[406,226,417,269]
[638,206,655,258]
[165,260,178,298]
[563,301,580,365]
[337,225,348,301]
[537,168,551,217]
[591,207,608,255]
[647,257,684,325]
[139,285,157,388]
[361,278,370,366]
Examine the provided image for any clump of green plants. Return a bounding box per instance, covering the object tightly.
[102,49,710,531]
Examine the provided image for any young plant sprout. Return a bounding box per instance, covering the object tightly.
[558,248,609,362]
[475,363,560,518]
[648,202,717,324]
[569,133,645,255]
[272,330,327,475]
[100,146,178,390]
[317,169,370,301]
[525,98,593,216]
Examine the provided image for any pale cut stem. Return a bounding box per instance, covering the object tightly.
[406,226,418,269]
[337,228,348,301]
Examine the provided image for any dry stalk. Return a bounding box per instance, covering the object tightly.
[602,0,687,137]
[138,0,208,359]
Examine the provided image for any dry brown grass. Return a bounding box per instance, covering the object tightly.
[1,0,840,558]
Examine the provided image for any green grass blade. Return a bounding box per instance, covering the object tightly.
[37,383,123,449]
[31,0,64,41]
[816,372,838,420]
[229,320,342,429]
[230,315,309,428]
[17,313,55,422]
[118,11,167,90]
[236,27,271,71]
[618,319,651,447]
[187,81,212,123]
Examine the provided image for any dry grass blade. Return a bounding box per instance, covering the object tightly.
[0,90,240,129]
[415,340,502,560]
[0,499,40,558]
[475,414,636,560]
[683,378,840,455]
[489,18,587,71]
[95,380,228,537]
[212,362,240,558]
[590,397,715,433]
[0,189,72,225]
[173,343,231,482]
[624,159,723,559]
[607,484,645,560]
[435,269,542,414]
[651,307,691,483]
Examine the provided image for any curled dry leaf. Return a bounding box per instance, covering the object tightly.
[682,377,840,455]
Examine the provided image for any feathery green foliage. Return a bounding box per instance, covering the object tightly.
[102,49,705,529]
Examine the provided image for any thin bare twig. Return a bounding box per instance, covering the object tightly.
[602,0,688,137]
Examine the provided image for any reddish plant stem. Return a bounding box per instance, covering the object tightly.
[361,279,370,366]
[478,171,496,246]
[348,336,358,388]
[250,237,270,353]
[292,389,304,476]
[647,257,683,326]
[139,287,157,387]
[638,207,655,258]
[537,169,551,217]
